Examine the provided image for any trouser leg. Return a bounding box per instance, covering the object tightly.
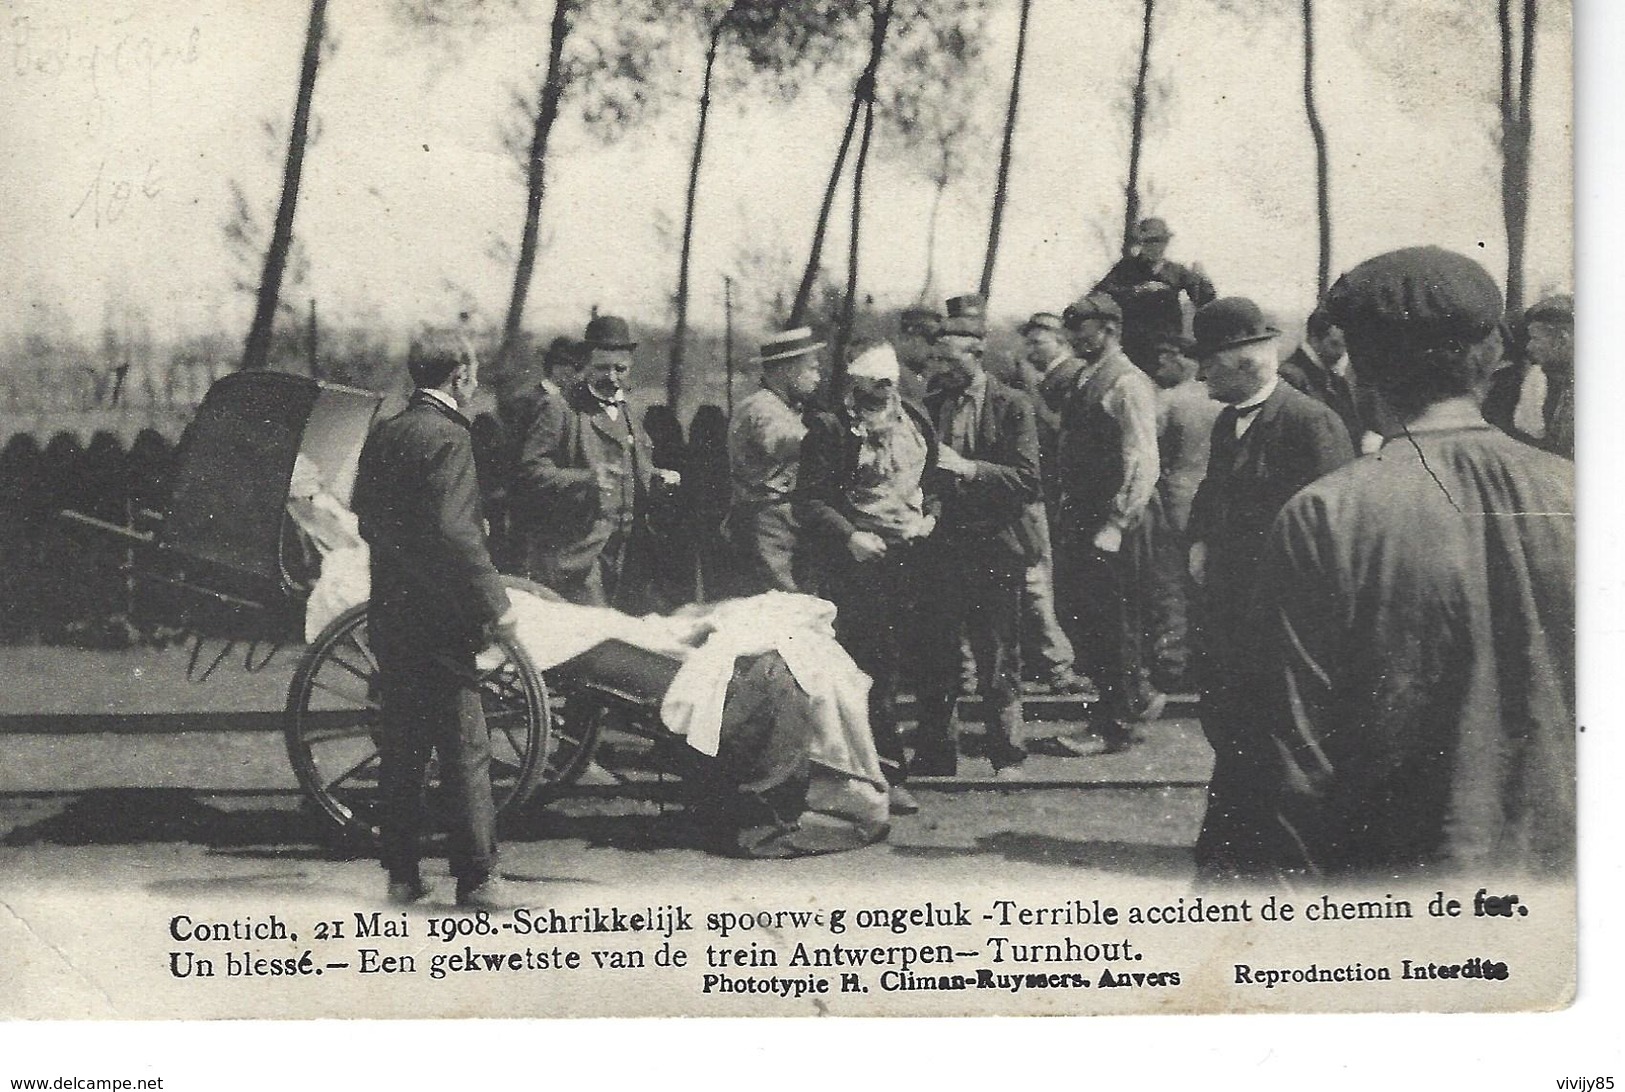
[378,663,433,883]
[1022,509,1075,679]
[967,560,1025,768]
[829,553,909,784]
[910,544,964,774]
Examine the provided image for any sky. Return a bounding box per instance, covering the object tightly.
[0,0,1574,348]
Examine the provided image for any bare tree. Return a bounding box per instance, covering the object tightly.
[241,0,328,371]
[1122,0,1156,255]
[878,7,990,304]
[791,0,892,328]
[500,0,576,371]
[1302,0,1331,297]
[1498,0,1536,312]
[980,0,1031,302]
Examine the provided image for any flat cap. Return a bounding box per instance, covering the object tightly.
[1192,297,1280,358]
[1524,293,1574,326]
[1324,246,1503,346]
[945,293,986,320]
[1021,312,1066,335]
[1062,292,1122,328]
[1133,217,1172,242]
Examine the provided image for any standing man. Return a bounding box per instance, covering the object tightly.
[1016,311,1091,696]
[1484,293,1573,460]
[1048,293,1164,754]
[1259,247,1574,875]
[1280,307,1373,452]
[511,314,679,607]
[353,333,517,909]
[896,307,942,403]
[916,314,1042,777]
[726,327,823,594]
[1093,217,1217,377]
[796,343,938,813]
[1185,297,1353,874]
[1146,333,1220,692]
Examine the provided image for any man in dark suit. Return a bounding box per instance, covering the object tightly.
[1185,297,1354,874]
[796,343,939,812]
[1093,218,1217,376]
[510,314,679,608]
[1279,307,1370,451]
[916,314,1042,777]
[353,333,517,908]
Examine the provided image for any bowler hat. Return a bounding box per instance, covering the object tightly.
[1324,247,1502,346]
[583,314,638,350]
[1062,293,1122,328]
[1193,298,1280,357]
[1021,312,1065,335]
[758,327,824,365]
[1134,217,1172,242]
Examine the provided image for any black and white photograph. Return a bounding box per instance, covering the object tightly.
[0,0,1605,1077]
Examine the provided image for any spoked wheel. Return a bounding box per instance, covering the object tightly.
[531,683,603,796]
[284,603,550,842]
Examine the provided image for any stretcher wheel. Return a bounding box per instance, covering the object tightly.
[284,603,550,841]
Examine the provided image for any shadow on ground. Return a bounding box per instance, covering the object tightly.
[891,831,1195,879]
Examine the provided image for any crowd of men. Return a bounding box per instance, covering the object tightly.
[355,220,1576,905]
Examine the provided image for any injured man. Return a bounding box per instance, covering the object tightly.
[288,464,890,858]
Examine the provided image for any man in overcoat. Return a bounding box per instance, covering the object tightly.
[353,333,517,908]
[795,343,938,812]
[916,315,1043,776]
[1261,248,1574,875]
[511,314,678,607]
[1184,297,1353,873]
[1093,218,1217,376]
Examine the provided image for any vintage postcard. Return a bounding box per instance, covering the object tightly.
[0,0,1581,1045]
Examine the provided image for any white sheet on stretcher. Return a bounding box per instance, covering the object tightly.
[303,547,884,792]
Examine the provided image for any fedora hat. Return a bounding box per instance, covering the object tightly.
[583,314,637,351]
[1192,297,1281,358]
[758,327,824,365]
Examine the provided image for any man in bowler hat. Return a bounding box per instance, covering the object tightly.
[1184,297,1352,873]
[510,314,679,607]
[352,332,518,908]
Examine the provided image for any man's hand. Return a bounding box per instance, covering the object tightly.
[1188,541,1207,586]
[1093,523,1123,554]
[936,445,976,479]
[847,531,888,562]
[653,468,682,488]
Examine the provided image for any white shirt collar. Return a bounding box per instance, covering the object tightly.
[417,387,459,413]
[1235,376,1278,413]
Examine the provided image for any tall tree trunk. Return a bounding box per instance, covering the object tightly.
[498,0,573,372]
[832,0,893,374]
[980,0,1033,302]
[1497,0,1536,313]
[1302,0,1331,298]
[1121,0,1155,256]
[918,180,947,304]
[670,21,724,409]
[791,0,892,328]
[835,93,880,375]
[241,0,327,371]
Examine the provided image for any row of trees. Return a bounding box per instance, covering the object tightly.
[236,0,1549,400]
